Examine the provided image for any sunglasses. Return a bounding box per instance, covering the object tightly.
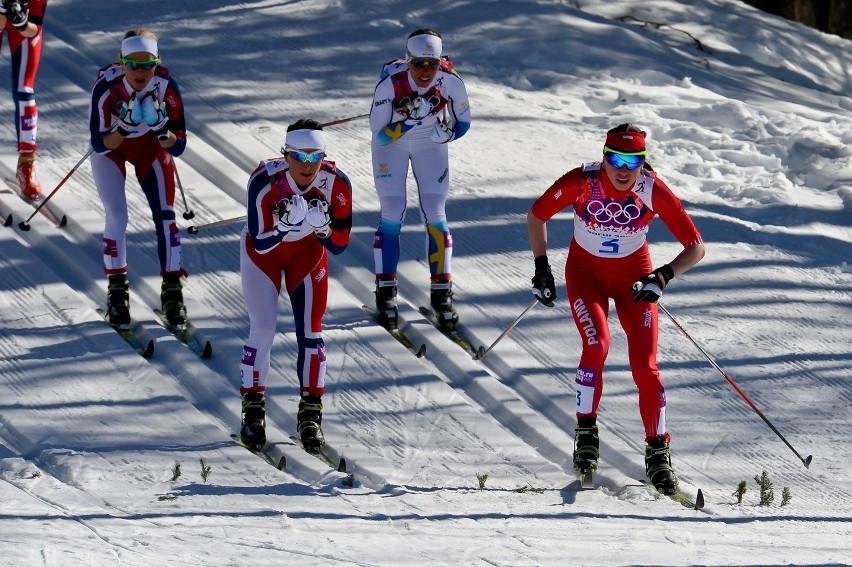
[604,151,645,171]
[121,57,160,71]
[409,57,440,70]
[289,150,324,164]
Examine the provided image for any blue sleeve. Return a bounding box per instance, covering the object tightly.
[167,135,187,157]
[89,79,112,154]
[375,121,415,146]
[452,120,470,141]
[246,169,283,253]
[319,235,346,255]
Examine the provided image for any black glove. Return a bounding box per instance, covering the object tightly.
[531,255,556,307]
[4,0,29,30]
[632,264,675,303]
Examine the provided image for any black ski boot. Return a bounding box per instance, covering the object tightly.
[106,274,131,330]
[645,436,679,496]
[240,392,266,451]
[375,277,398,329]
[573,416,600,475]
[161,272,187,330]
[430,279,459,329]
[297,394,325,453]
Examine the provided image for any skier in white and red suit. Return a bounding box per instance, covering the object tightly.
[88,29,190,331]
[238,119,353,453]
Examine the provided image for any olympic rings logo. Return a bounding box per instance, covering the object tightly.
[586,199,642,225]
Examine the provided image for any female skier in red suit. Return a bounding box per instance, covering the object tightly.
[527,123,705,495]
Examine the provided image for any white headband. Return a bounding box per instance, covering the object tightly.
[121,36,158,58]
[406,34,442,59]
[284,129,326,152]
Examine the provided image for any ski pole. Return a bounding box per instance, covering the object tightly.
[657,301,813,469]
[173,161,195,220]
[19,147,94,231]
[279,114,369,152]
[473,298,538,360]
[321,113,369,128]
[187,214,246,234]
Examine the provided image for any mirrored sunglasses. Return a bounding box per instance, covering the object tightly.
[408,57,440,70]
[290,150,324,164]
[121,57,160,71]
[605,151,645,171]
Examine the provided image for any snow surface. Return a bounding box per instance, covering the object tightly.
[0,0,850,565]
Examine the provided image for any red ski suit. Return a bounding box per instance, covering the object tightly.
[530,162,703,440]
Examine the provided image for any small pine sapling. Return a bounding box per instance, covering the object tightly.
[170,462,182,481]
[733,480,747,504]
[200,458,212,482]
[754,471,774,506]
[476,472,488,490]
[781,486,792,506]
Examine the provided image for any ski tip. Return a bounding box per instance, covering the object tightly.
[276,456,286,470]
[2,214,11,227]
[337,457,347,473]
[57,215,68,228]
[201,341,213,359]
[416,344,427,358]
[142,340,155,359]
[694,488,705,510]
